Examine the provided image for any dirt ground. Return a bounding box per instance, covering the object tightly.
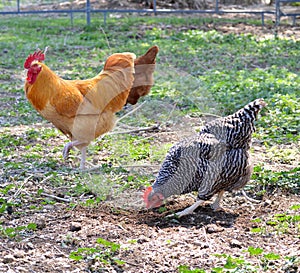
[0,179,299,272]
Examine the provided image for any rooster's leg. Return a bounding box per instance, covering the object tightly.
[211,190,225,211]
[79,147,87,170]
[170,200,204,218]
[63,140,85,159]
[63,141,78,160]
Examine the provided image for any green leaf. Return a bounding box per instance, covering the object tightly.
[69,252,84,261]
[251,218,262,223]
[4,227,17,238]
[250,227,262,233]
[178,265,205,273]
[158,206,167,213]
[0,204,7,214]
[96,237,120,252]
[27,223,37,231]
[290,204,300,211]
[37,189,44,195]
[264,253,281,260]
[113,258,125,265]
[248,246,263,256]
[224,256,238,269]
[212,267,223,273]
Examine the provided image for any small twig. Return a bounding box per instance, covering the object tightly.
[40,192,71,203]
[117,101,147,123]
[40,174,54,184]
[99,26,111,51]
[198,112,221,118]
[8,174,34,203]
[164,102,178,125]
[122,260,140,267]
[82,163,160,173]
[52,245,68,257]
[202,226,213,252]
[119,164,160,168]
[241,190,261,204]
[108,124,160,135]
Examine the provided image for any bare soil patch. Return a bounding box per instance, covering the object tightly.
[0,192,299,272]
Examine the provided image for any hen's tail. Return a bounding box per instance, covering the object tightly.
[235,98,267,120]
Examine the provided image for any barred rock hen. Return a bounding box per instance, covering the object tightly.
[143,99,266,217]
[24,46,158,169]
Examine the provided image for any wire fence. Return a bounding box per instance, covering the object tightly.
[0,0,299,26]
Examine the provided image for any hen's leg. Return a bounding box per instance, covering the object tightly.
[211,190,225,211]
[170,200,204,218]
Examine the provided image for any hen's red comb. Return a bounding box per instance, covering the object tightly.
[143,186,153,203]
[24,51,45,69]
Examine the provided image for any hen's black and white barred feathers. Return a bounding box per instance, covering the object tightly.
[143,98,266,216]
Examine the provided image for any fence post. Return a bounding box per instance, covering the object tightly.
[153,0,157,15]
[215,0,219,13]
[104,12,107,26]
[86,0,91,25]
[275,0,280,26]
[17,0,20,13]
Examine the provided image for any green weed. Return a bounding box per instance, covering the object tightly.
[250,166,300,194]
[0,222,37,239]
[69,237,124,267]
[249,204,300,235]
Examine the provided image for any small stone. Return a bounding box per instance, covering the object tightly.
[26,242,34,249]
[193,240,209,249]
[6,206,13,215]
[69,222,81,232]
[13,250,25,258]
[3,254,15,264]
[230,239,243,248]
[206,224,224,234]
[36,219,46,230]
[137,235,149,244]
[216,220,233,227]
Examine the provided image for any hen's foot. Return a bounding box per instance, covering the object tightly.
[210,202,223,211]
[167,200,204,218]
[211,190,225,211]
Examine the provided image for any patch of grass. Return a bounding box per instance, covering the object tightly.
[265,145,299,164]
[0,222,37,239]
[178,265,205,273]
[182,247,299,273]
[69,237,124,268]
[250,204,300,236]
[250,166,300,194]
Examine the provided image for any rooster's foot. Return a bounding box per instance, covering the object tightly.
[63,142,73,160]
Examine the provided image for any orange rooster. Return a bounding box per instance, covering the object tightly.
[24,46,158,169]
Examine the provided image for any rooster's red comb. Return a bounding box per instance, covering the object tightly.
[24,51,45,69]
[143,186,153,203]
